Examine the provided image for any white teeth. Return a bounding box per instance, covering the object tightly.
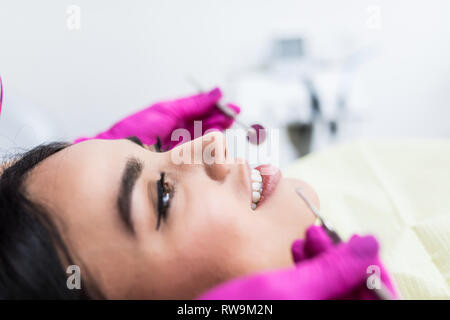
[251,171,262,182]
[252,191,261,202]
[250,168,263,210]
[252,182,262,191]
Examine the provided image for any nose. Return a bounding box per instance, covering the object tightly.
[169,131,231,181]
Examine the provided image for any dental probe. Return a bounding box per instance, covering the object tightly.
[295,188,394,300]
[186,76,266,144]
[295,188,341,244]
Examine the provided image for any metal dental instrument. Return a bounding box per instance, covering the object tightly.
[295,188,341,244]
[295,187,393,300]
[186,76,266,145]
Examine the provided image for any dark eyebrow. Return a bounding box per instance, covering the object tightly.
[117,157,143,234]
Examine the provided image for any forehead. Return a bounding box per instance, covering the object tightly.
[25,140,128,241]
[27,139,124,197]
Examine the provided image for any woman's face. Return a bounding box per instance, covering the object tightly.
[26,132,318,299]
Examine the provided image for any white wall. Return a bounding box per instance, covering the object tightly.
[0,0,449,147]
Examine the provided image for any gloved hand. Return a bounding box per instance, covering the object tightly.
[198,226,397,300]
[74,87,240,150]
[290,226,397,299]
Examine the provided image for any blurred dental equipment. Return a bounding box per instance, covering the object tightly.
[187,77,266,145]
[231,29,375,167]
[295,187,394,300]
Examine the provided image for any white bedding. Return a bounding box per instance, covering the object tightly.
[284,139,450,299]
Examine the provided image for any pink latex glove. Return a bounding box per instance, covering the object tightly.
[198,226,397,300]
[291,226,397,299]
[74,87,240,150]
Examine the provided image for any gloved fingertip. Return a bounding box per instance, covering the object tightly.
[305,225,333,257]
[212,115,235,130]
[306,225,327,238]
[291,239,306,263]
[306,225,331,245]
[226,102,241,114]
[208,87,222,100]
[348,235,379,258]
[203,114,230,131]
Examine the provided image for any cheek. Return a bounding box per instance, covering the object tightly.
[163,193,251,295]
[176,198,243,263]
[172,181,248,253]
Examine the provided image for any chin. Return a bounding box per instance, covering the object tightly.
[263,177,317,239]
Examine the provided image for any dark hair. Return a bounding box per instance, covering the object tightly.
[0,142,99,299]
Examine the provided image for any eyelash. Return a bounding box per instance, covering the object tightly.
[127,136,164,153]
[127,136,144,147]
[127,136,171,229]
[155,137,171,229]
[156,172,172,230]
[154,137,163,152]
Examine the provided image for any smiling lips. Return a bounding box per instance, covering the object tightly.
[250,164,281,210]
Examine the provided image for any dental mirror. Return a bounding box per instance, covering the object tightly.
[187,76,266,145]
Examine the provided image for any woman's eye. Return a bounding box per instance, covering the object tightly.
[156,173,172,230]
[162,192,170,207]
